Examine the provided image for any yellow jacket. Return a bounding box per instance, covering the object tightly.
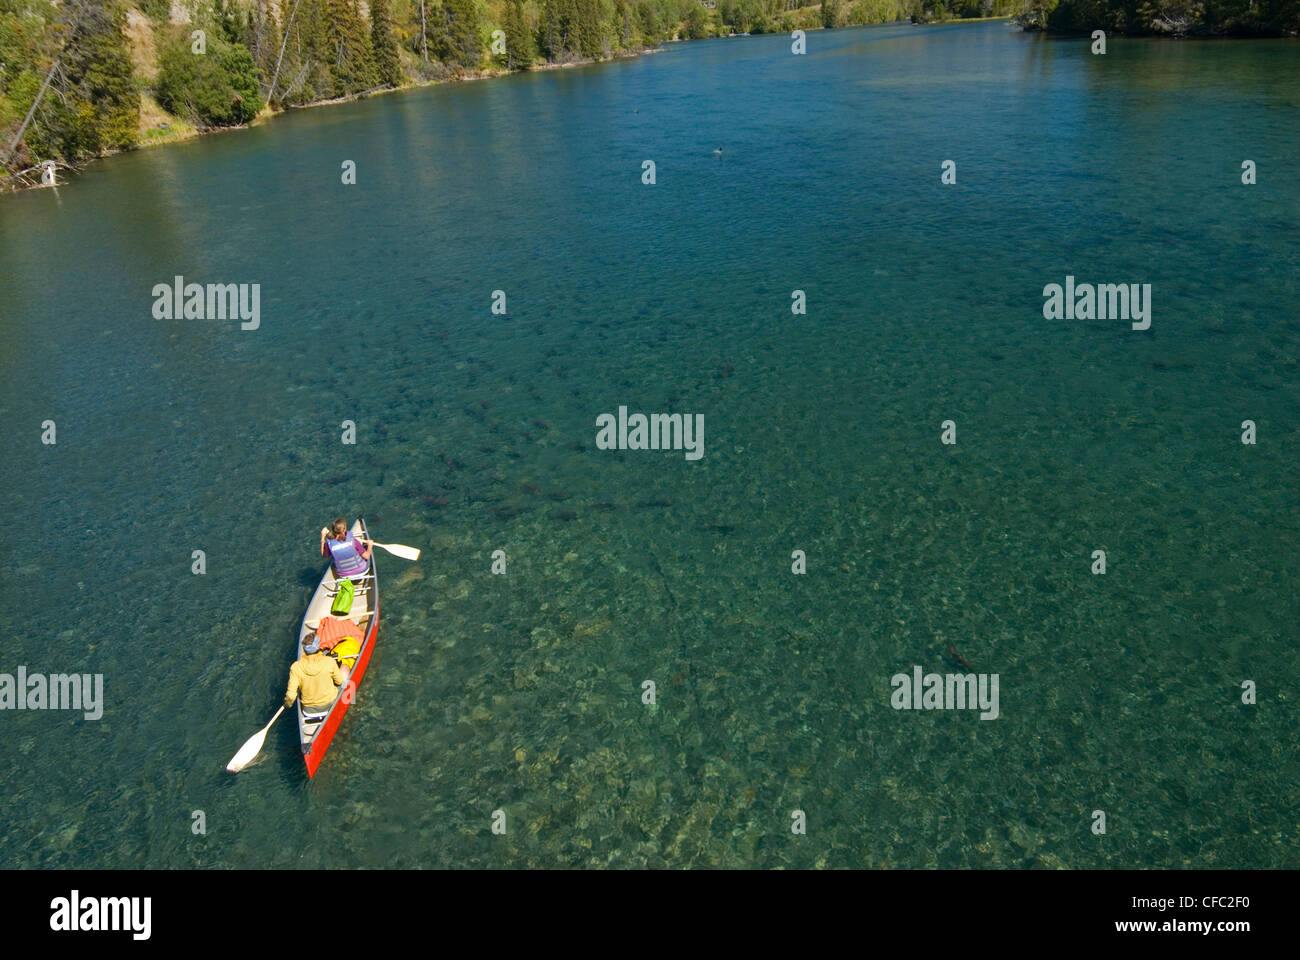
[285,652,342,710]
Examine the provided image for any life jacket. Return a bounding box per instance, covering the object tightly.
[326,534,368,577]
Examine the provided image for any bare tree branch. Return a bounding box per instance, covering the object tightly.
[266,0,307,104]
[3,1,93,165]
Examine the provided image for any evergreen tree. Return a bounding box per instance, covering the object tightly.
[541,0,580,60]
[539,0,560,58]
[562,0,582,57]
[503,0,536,68]
[249,0,283,82]
[615,0,634,47]
[370,0,403,86]
[284,0,336,104]
[439,0,482,69]
[683,2,709,37]
[326,0,379,95]
[574,0,604,57]
[636,0,661,41]
[22,0,138,162]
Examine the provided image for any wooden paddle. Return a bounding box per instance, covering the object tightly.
[358,538,420,561]
[226,705,285,772]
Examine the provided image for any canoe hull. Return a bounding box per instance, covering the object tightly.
[302,607,378,777]
[296,518,380,778]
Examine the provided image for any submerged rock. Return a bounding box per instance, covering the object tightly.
[573,618,612,638]
[395,566,425,588]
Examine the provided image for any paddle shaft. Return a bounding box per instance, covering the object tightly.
[321,529,419,561]
[356,538,420,560]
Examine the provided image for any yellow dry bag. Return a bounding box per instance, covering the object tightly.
[332,637,361,671]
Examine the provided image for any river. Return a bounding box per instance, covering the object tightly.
[1,21,1297,868]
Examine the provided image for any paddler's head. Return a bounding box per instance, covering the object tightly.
[329,518,348,540]
[302,634,321,656]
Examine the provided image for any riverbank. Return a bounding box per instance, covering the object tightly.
[13,5,1288,198]
[265,46,665,120]
[3,12,1011,197]
[2,46,667,195]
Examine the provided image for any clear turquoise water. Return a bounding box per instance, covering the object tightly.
[1,22,1297,868]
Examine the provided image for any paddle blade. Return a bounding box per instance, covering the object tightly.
[376,542,420,561]
[226,706,283,773]
[226,729,269,772]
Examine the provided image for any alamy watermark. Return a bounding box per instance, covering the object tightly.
[0,667,103,720]
[595,406,704,461]
[152,275,260,330]
[50,891,150,940]
[1042,275,1151,330]
[890,665,999,720]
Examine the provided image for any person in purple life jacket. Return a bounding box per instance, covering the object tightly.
[320,517,372,579]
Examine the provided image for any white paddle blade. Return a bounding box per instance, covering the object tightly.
[226,729,269,772]
[376,542,420,561]
[227,706,283,772]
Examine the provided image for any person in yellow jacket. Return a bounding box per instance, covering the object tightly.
[285,634,342,713]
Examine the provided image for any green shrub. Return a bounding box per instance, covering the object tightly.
[156,33,264,127]
[683,3,711,37]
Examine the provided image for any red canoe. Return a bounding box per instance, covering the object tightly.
[296,517,380,777]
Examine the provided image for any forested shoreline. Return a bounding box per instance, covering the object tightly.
[2,0,1296,192]
[1017,0,1299,35]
